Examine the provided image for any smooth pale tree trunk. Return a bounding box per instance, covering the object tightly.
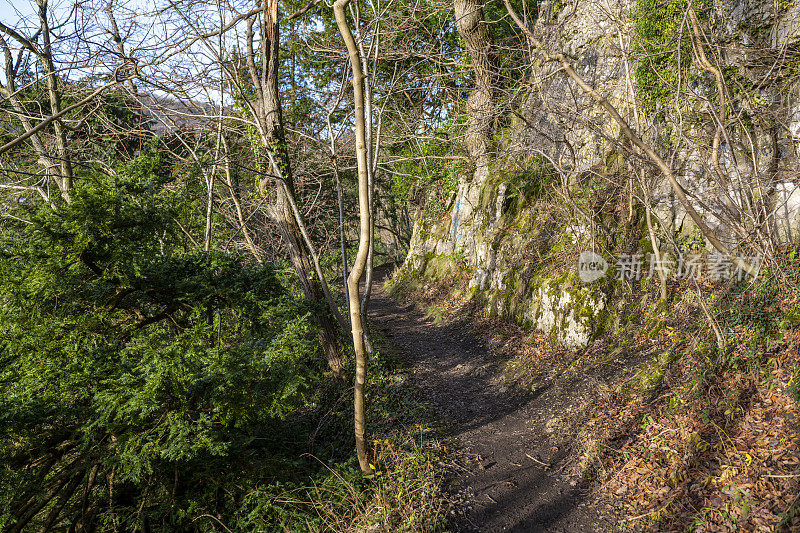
[326,77,352,318]
[356,19,376,327]
[203,119,220,253]
[334,0,373,475]
[203,172,214,252]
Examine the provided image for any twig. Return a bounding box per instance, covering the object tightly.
[191,514,233,533]
[525,453,551,468]
[288,0,323,20]
[625,500,673,522]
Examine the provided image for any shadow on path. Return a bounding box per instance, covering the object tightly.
[368,268,612,532]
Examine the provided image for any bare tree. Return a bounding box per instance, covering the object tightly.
[0,0,137,205]
[145,0,349,375]
[333,0,375,475]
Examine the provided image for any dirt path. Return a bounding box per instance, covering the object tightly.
[368,272,613,532]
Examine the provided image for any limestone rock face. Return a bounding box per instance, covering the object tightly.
[399,0,800,348]
[400,173,610,348]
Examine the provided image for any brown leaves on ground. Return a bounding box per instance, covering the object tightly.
[390,260,800,531]
[578,329,800,532]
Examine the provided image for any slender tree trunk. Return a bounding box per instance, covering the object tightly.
[334,157,351,317]
[334,0,372,475]
[37,0,73,202]
[356,19,376,326]
[643,178,668,303]
[203,146,216,252]
[204,176,214,252]
[272,172,346,378]
[221,135,261,261]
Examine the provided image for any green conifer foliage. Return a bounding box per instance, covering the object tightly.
[0,148,321,530]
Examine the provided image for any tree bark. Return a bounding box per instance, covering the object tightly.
[334,0,373,475]
[454,0,497,180]
[255,0,346,377]
[37,0,73,201]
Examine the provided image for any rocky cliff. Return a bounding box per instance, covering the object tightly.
[395,0,800,346]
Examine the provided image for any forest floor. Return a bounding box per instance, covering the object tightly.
[368,267,615,532]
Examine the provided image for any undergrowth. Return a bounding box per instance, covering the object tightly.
[255,328,450,532]
[571,246,800,531]
[392,232,800,531]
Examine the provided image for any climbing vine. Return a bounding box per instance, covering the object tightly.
[631,0,699,113]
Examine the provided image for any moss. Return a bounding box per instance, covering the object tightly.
[638,363,666,391]
[647,317,665,337]
[779,305,800,330]
[638,233,655,256]
[676,225,704,253]
[516,208,537,233]
[631,0,696,114]
[387,267,423,298]
[403,153,691,348]
[478,174,504,213]
[427,303,448,322]
[476,158,559,226]
[424,254,467,282]
[562,273,614,341]
[627,345,684,395]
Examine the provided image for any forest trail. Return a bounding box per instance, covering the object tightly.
[368,268,612,532]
